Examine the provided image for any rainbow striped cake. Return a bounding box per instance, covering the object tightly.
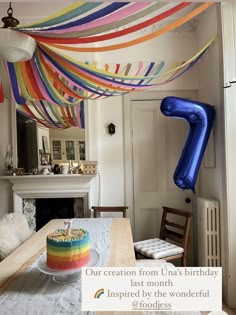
[46,228,90,270]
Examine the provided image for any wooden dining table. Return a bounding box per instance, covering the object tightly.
[0,218,136,294]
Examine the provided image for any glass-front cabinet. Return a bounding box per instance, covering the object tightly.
[51,140,63,161]
[78,141,85,161]
[51,139,85,163]
[65,140,76,161]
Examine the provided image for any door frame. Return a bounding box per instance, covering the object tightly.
[123,90,197,237]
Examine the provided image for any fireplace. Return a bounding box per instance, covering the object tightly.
[36,198,74,230]
[22,197,84,231]
[3,174,96,229]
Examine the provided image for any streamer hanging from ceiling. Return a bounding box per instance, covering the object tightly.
[15,2,214,53]
[0,1,216,128]
[17,100,85,129]
[13,35,215,129]
[6,36,215,107]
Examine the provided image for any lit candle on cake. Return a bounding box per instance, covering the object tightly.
[64,219,72,235]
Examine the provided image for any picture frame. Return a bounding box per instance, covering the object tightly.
[39,149,51,165]
[42,136,49,154]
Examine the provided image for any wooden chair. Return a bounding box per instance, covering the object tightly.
[91,206,128,218]
[134,206,192,266]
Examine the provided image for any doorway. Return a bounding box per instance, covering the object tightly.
[123,90,197,241]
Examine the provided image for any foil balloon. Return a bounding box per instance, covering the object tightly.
[160,96,215,192]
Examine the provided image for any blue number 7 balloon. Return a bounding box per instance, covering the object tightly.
[160,96,215,192]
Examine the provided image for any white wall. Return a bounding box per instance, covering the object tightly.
[220,2,236,308]
[197,4,229,304]
[95,96,125,206]
[91,31,198,207]
[49,127,85,140]
[197,5,225,200]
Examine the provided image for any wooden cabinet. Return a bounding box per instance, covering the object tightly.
[51,139,85,163]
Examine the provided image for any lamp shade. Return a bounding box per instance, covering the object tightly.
[0,29,36,62]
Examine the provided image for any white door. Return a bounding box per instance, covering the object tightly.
[130,92,195,241]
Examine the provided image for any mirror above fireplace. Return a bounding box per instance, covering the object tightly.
[16,109,87,172]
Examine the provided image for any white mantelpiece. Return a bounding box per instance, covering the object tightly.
[0,174,96,217]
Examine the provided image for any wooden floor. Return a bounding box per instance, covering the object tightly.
[201,305,236,315]
[223,304,236,315]
[100,309,236,315]
[98,310,235,315]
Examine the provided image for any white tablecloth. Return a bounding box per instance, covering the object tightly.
[0,218,112,315]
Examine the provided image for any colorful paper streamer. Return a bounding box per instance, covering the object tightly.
[1,1,216,128]
[16,100,85,129]
[6,36,216,108]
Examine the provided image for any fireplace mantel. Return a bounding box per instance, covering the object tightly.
[1,174,95,186]
[0,174,97,215]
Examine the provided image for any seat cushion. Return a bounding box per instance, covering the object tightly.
[136,259,175,268]
[134,238,184,259]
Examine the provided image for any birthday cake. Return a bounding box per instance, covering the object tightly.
[46,228,90,270]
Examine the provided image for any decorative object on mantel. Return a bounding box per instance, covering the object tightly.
[42,167,50,175]
[39,149,51,166]
[53,164,60,174]
[60,163,69,175]
[14,168,24,176]
[108,123,116,135]
[68,160,79,174]
[42,136,49,154]
[4,144,13,175]
[80,161,98,175]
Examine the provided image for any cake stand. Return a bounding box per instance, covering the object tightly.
[37,249,99,283]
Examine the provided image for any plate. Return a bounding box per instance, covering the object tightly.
[37,249,99,281]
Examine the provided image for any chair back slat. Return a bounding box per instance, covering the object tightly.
[163,207,192,217]
[160,206,192,253]
[164,220,185,231]
[91,206,128,218]
[163,229,184,243]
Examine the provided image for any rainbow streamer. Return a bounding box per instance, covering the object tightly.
[2,1,216,128]
[16,100,85,129]
[14,2,214,53]
[6,36,216,108]
[12,35,214,129]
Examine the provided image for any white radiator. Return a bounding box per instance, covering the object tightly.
[197,197,221,266]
